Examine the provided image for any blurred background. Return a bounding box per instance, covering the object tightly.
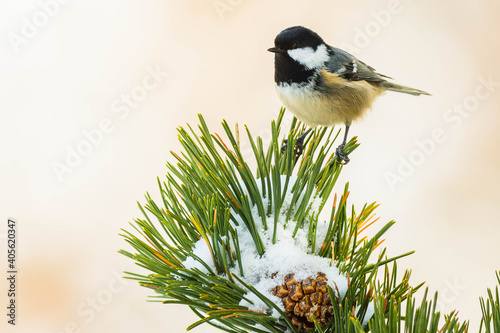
[1,0,499,332]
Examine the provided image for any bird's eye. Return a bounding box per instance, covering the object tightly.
[292,43,298,49]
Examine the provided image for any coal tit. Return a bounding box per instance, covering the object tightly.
[268,26,430,163]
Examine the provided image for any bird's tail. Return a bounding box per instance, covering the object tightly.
[379,81,431,96]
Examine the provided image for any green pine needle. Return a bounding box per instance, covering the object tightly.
[119,109,500,332]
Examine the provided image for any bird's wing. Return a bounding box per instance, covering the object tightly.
[325,46,393,82]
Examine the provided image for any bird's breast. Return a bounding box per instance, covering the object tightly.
[275,70,384,127]
[275,79,349,127]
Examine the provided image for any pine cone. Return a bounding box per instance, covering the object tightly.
[272,272,334,331]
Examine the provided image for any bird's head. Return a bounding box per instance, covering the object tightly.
[268,26,329,70]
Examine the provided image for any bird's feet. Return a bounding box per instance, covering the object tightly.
[281,128,312,156]
[280,135,306,156]
[280,139,289,154]
[335,143,350,164]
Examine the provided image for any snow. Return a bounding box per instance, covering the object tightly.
[182,238,216,274]
[362,302,375,326]
[356,301,375,326]
[182,175,348,317]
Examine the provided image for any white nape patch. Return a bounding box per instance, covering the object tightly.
[287,44,330,70]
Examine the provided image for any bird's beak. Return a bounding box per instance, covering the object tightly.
[267,47,285,54]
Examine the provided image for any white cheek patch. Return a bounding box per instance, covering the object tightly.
[287,44,329,70]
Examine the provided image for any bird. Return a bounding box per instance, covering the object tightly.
[268,26,430,164]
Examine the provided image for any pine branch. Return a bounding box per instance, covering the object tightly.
[119,109,420,332]
[351,288,469,333]
[480,271,500,333]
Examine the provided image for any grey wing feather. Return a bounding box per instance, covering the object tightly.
[325,46,393,82]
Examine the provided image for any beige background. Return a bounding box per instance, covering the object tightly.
[1,0,499,332]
